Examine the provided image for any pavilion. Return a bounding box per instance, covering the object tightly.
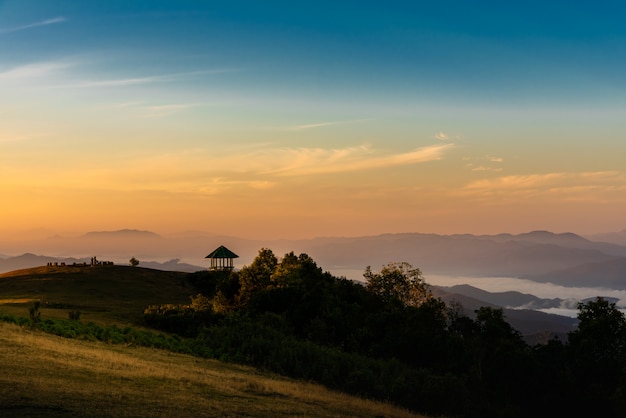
[205,245,239,271]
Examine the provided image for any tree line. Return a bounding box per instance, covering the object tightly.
[138,248,626,416]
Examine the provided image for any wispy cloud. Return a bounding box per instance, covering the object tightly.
[470,166,503,172]
[461,171,626,201]
[56,69,238,89]
[50,143,453,194]
[0,17,66,34]
[0,62,69,80]
[98,101,144,110]
[282,119,372,131]
[464,154,504,172]
[435,132,449,141]
[140,103,205,118]
[260,143,455,176]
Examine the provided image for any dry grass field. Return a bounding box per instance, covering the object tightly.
[0,322,426,418]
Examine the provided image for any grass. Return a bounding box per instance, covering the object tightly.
[0,265,192,325]
[0,322,426,418]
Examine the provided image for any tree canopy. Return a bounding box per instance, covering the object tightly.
[363,262,432,307]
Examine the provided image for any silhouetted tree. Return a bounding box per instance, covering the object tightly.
[29,301,41,325]
[238,248,277,304]
[364,262,431,307]
[567,297,626,415]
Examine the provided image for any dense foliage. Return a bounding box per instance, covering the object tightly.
[144,250,626,417]
[4,248,626,417]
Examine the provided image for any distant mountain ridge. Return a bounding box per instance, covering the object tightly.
[527,257,626,289]
[0,254,203,274]
[3,229,626,288]
[436,284,574,310]
[584,229,626,246]
[82,229,161,239]
[296,231,626,280]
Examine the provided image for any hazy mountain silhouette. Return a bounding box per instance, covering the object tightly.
[82,229,162,239]
[3,229,626,288]
[296,231,626,277]
[431,286,577,343]
[527,257,626,289]
[0,254,204,274]
[584,229,626,247]
[437,284,571,310]
[0,253,88,272]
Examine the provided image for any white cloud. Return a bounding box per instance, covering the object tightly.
[282,119,372,131]
[56,69,238,89]
[59,76,164,88]
[0,17,66,34]
[0,62,69,80]
[435,132,449,141]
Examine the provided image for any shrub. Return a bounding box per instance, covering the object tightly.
[68,310,81,321]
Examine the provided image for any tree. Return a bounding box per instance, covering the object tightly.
[238,248,278,304]
[570,297,626,362]
[129,257,140,267]
[29,301,41,325]
[469,307,533,415]
[363,262,431,307]
[567,297,626,414]
[271,252,323,288]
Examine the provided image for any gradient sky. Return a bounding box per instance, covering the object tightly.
[1,1,625,240]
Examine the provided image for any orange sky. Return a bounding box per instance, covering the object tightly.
[2,3,626,242]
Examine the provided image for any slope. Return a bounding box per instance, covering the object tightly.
[0,323,421,418]
[0,265,192,325]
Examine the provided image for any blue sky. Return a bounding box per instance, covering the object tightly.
[1,1,625,239]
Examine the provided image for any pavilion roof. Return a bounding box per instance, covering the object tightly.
[205,245,239,259]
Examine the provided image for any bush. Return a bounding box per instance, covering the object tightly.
[68,310,81,321]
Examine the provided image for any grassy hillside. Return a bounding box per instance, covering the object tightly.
[0,322,423,418]
[0,265,192,325]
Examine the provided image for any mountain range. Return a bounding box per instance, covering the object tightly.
[2,229,626,289]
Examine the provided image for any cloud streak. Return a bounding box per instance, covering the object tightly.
[461,171,626,201]
[259,143,455,176]
[140,103,205,118]
[0,17,66,34]
[55,69,238,89]
[0,62,69,80]
[283,119,372,131]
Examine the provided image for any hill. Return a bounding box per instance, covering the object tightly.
[0,254,205,274]
[0,265,192,325]
[526,257,626,289]
[431,285,578,343]
[0,323,420,418]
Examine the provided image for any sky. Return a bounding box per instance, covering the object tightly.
[1,1,625,241]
